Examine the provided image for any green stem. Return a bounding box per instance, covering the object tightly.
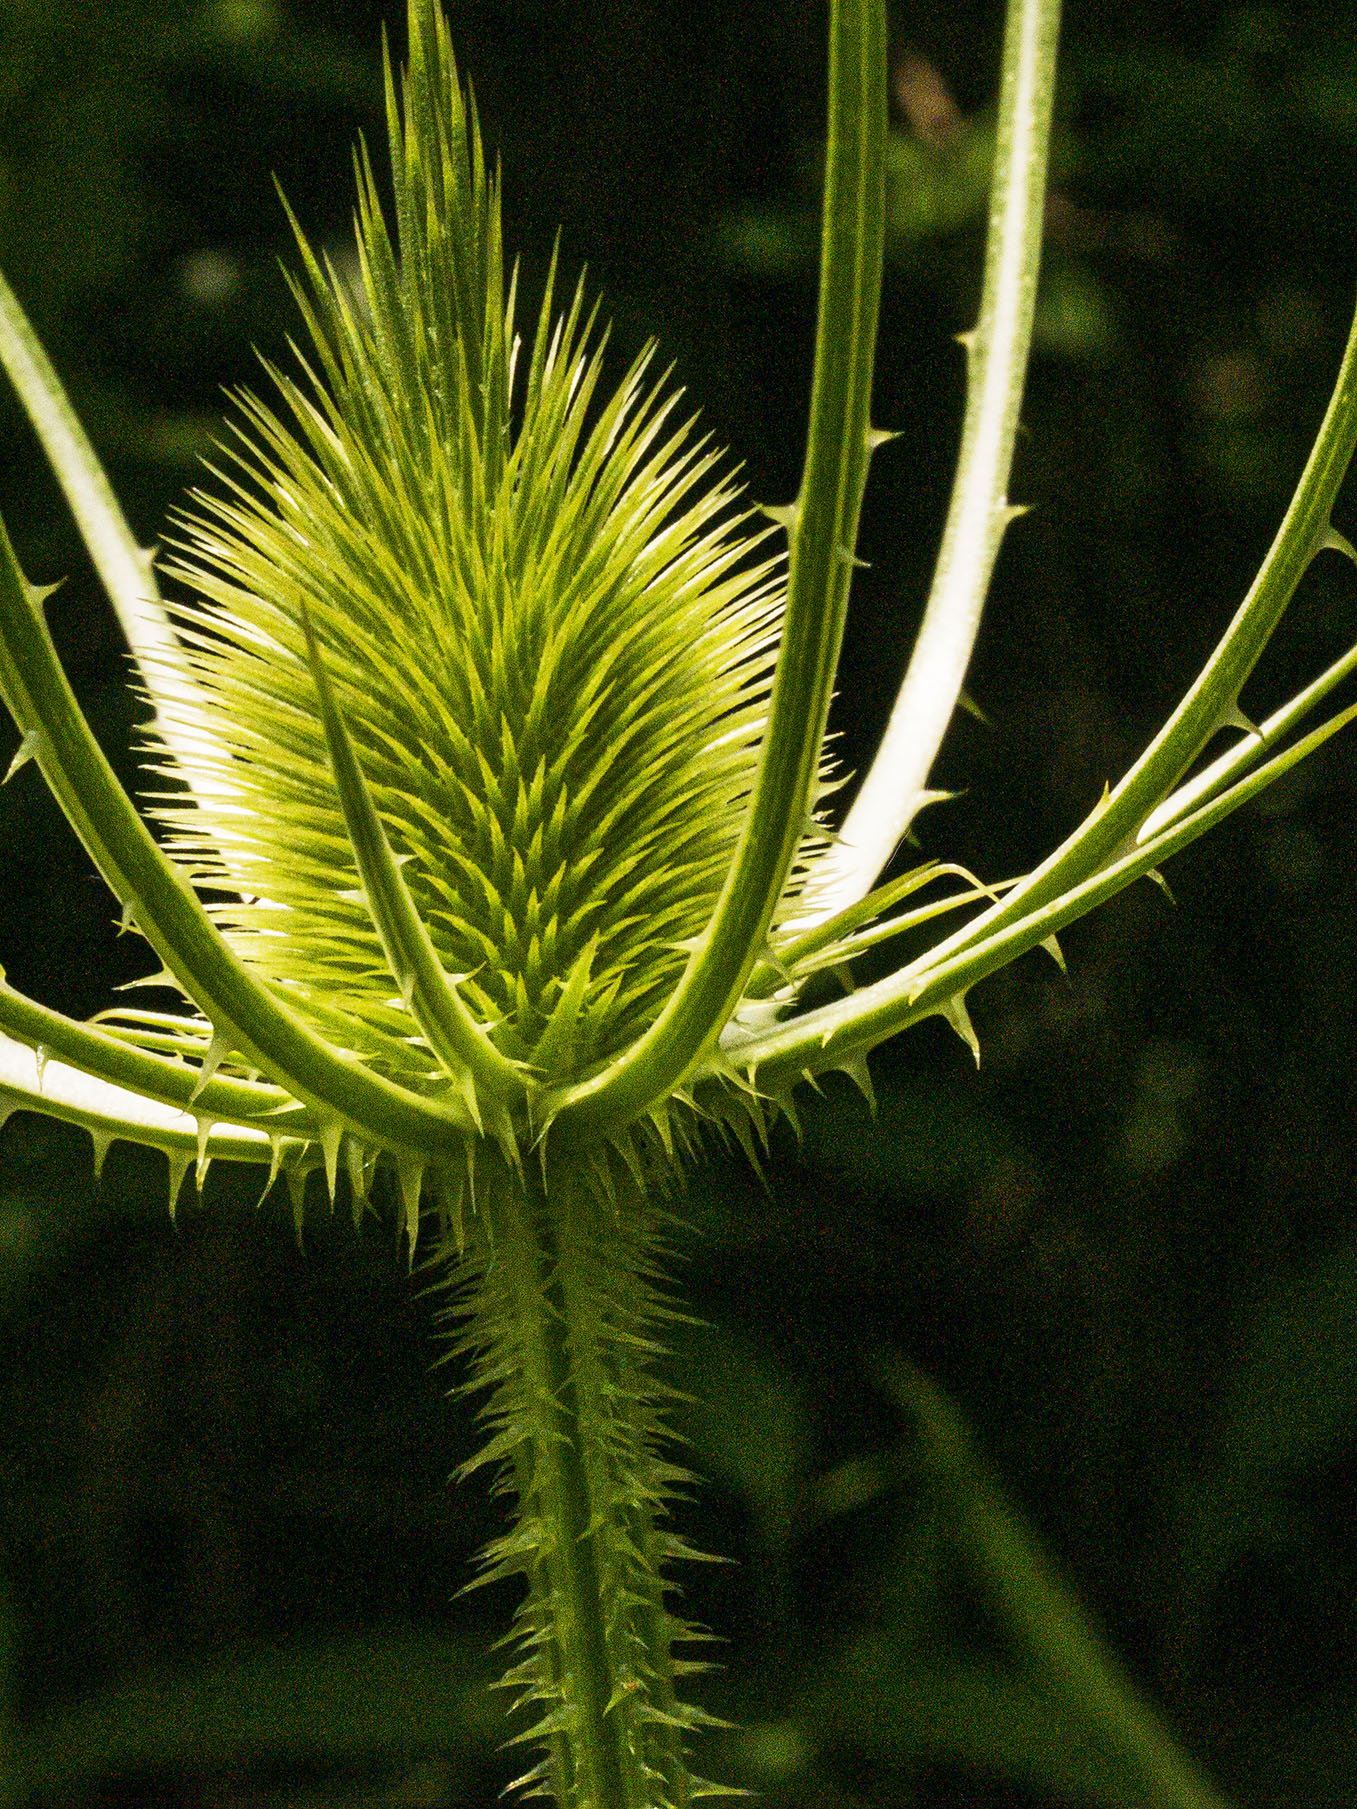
[881,1359,1234,1809]
[724,691,1357,1085]
[465,1166,700,1809]
[805,0,1063,923]
[550,0,887,1140]
[0,268,218,782]
[871,292,1357,987]
[0,977,310,1132]
[300,603,528,1123]
[0,1030,290,1176]
[723,289,1357,1087]
[491,1184,631,1809]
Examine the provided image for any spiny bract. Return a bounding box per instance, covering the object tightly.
[142,1,792,1123]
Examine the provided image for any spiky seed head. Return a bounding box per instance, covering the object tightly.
[141,1,791,1127]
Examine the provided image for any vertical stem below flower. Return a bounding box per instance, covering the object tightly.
[464,1161,700,1809]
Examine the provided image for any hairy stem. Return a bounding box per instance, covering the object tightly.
[457,1160,700,1809]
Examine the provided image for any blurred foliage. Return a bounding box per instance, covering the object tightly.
[3,0,1357,1804]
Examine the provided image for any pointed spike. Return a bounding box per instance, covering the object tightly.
[530,934,597,1078]
[454,1064,484,1134]
[615,1134,646,1190]
[396,1154,425,1266]
[835,544,870,569]
[939,992,981,1067]
[1319,524,1357,564]
[726,1108,767,1185]
[757,939,793,983]
[1219,701,1263,741]
[255,1132,285,1211]
[1146,866,1176,904]
[1041,933,1067,976]
[345,1137,374,1228]
[758,500,801,536]
[23,578,62,612]
[866,424,901,452]
[998,500,1031,527]
[957,687,991,727]
[33,1044,48,1092]
[117,898,136,936]
[89,1128,113,1186]
[116,969,180,993]
[839,1051,876,1114]
[770,1084,801,1138]
[648,1104,675,1162]
[167,1148,191,1222]
[193,1115,214,1191]
[4,728,42,783]
[286,1163,308,1247]
[189,1029,232,1103]
[955,327,978,354]
[319,1117,343,1206]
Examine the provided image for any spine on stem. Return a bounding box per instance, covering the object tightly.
[446,1155,713,1809]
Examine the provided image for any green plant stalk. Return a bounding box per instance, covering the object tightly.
[1136,630,1357,842]
[728,688,1357,1086]
[882,1359,1233,1809]
[805,0,1062,923]
[0,269,217,780]
[724,283,1357,1086]
[869,294,1357,988]
[0,973,308,1130]
[456,1163,702,1809]
[300,602,528,1125]
[551,0,887,1139]
[0,1033,283,1176]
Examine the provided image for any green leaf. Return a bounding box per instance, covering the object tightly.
[878,1358,1235,1809]
[813,1649,1164,1808]
[675,1324,810,1568]
[2,1628,495,1800]
[1173,1227,1357,1626]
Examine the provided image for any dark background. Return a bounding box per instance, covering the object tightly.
[2,0,1357,1803]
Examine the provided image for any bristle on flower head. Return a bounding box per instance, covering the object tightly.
[143,0,794,1109]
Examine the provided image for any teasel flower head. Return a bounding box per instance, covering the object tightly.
[118,0,827,1203]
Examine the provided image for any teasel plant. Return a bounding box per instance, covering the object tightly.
[0,0,1356,1803]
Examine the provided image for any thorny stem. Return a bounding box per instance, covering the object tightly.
[0,268,220,780]
[489,1185,634,1809]
[469,1172,695,1809]
[804,0,1063,923]
[550,0,887,1140]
